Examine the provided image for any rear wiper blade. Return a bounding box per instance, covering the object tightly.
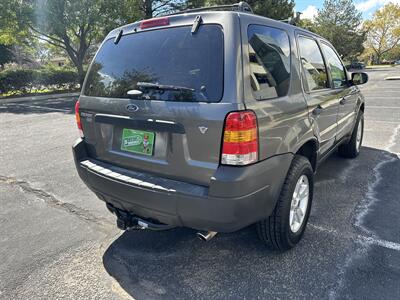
[137,82,195,92]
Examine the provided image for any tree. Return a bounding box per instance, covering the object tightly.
[364,3,400,64]
[104,0,183,21]
[140,0,185,18]
[183,0,294,20]
[297,18,316,33]
[0,44,14,69]
[0,0,149,83]
[383,45,400,61]
[0,0,39,69]
[251,0,295,20]
[0,0,187,83]
[314,0,365,60]
[0,0,31,45]
[184,0,206,9]
[22,0,136,83]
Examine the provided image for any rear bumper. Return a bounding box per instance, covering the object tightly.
[73,138,292,232]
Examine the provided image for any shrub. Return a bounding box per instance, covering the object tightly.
[0,68,79,95]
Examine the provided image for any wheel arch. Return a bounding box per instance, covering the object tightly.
[359,102,365,113]
[294,139,319,171]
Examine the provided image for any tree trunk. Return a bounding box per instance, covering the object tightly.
[63,40,87,87]
[144,0,153,19]
[76,63,85,86]
[376,53,382,65]
[66,53,85,87]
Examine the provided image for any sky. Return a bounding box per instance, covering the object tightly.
[295,0,400,20]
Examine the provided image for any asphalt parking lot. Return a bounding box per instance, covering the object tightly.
[0,67,399,299]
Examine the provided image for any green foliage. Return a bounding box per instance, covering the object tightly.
[297,19,316,32]
[364,3,400,64]
[314,0,365,60]
[184,0,206,9]
[0,44,14,67]
[183,0,295,20]
[382,45,400,61]
[0,0,23,44]
[251,0,295,20]
[144,0,186,18]
[0,0,296,79]
[0,68,79,95]
[0,0,152,84]
[101,0,144,31]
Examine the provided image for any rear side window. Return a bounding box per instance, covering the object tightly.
[321,43,348,88]
[298,36,329,92]
[83,25,224,102]
[248,25,291,100]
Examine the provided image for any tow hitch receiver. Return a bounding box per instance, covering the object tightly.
[106,203,175,231]
[116,210,138,230]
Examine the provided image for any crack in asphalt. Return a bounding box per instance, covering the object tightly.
[327,124,400,299]
[0,175,126,299]
[0,175,114,232]
[354,124,400,237]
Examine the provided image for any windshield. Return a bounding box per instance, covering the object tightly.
[83,25,224,102]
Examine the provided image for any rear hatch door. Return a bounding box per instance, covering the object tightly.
[79,19,241,186]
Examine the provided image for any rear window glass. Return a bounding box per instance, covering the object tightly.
[83,25,224,102]
[248,25,291,100]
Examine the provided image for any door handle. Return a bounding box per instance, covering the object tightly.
[340,97,347,105]
[312,105,323,116]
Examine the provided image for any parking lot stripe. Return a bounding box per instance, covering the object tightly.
[8,103,71,113]
[366,106,400,109]
[365,120,399,124]
[309,223,400,251]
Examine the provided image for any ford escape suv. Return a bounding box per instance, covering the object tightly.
[73,2,368,251]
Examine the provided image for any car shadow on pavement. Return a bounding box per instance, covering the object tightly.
[0,97,76,114]
[101,147,400,299]
[102,225,275,299]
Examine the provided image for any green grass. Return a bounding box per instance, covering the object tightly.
[366,64,397,69]
[0,88,78,99]
[0,88,51,97]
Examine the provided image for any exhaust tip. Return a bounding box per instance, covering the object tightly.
[196,231,218,242]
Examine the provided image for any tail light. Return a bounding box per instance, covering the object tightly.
[221,111,258,166]
[75,99,84,137]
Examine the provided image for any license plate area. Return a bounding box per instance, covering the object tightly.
[121,128,155,156]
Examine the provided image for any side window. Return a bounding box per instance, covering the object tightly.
[298,36,329,92]
[321,43,348,88]
[248,25,291,100]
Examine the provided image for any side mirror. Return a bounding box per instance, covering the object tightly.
[352,72,368,85]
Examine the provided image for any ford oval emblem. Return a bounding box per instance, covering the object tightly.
[126,104,139,112]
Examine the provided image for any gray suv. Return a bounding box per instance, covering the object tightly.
[73,2,368,251]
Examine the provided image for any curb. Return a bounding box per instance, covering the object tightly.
[0,92,80,104]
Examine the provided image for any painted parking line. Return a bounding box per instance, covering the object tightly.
[362,96,400,99]
[365,120,400,124]
[366,106,400,109]
[6,103,71,113]
[309,223,400,251]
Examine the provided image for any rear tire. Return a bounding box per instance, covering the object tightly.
[338,111,364,158]
[256,155,313,252]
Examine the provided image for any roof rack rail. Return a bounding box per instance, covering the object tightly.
[280,12,302,26]
[170,1,253,16]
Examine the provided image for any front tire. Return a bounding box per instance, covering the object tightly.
[256,155,313,251]
[338,111,364,158]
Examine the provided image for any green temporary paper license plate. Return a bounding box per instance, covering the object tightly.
[121,129,155,156]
